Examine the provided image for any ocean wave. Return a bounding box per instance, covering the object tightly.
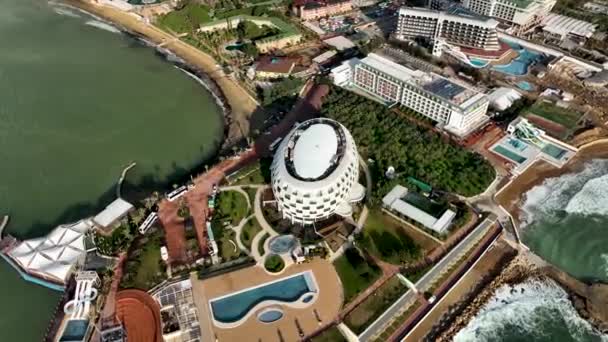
[565,174,608,216]
[52,7,81,18]
[85,20,121,34]
[454,279,608,342]
[174,66,226,111]
[521,159,608,226]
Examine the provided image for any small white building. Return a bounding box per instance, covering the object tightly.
[541,13,597,42]
[382,185,455,234]
[487,87,522,111]
[330,58,360,87]
[92,198,134,230]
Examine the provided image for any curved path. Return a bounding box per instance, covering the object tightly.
[232,214,254,254]
[219,186,252,212]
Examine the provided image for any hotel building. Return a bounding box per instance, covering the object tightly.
[331,53,489,136]
[395,7,501,52]
[292,0,353,20]
[270,118,365,224]
[461,0,556,34]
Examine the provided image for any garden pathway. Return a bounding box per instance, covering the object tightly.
[232,214,254,254]
[250,230,267,262]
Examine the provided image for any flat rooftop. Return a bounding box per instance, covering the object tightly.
[360,53,483,108]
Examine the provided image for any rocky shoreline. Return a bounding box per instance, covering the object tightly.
[428,253,608,341]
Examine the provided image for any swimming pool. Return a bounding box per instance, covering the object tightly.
[258,309,284,323]
[517,81,535,91]
[268,235,297,254]
[492,42,543,76]
[469,58,489,68]
[493,145,528,164]
[542,143,568,160]
[209,271,317,325]
[59,319,89,342]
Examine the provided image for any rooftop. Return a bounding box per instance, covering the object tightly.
[284,118,346,181]
[542,13,597,38]
[256,56,297,74]
[93,198,133,228]
[360,53,483,108]
[400,7,498,28]
[501,0,534,9]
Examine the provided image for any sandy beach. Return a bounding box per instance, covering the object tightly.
[495,139,608,219]
[65,0,259,145]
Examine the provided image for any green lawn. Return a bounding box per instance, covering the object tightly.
[244,186,258,206]
[216,191,249,225]
[359,210,422,265]
[240,217,262,249]
[311,326,346,342]
[333,248,381,303]
[525,101,582,129]
[157,4,212,33]
[264,254,285,272]
[258,233,269,256]
[219,229,241,261]
[344,276,408,334]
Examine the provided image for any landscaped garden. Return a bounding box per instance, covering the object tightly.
[311,325,346,342]
[333,248,381,303]
[215,190,249,226]
[264,254,285,273]
[321,86,496,198]
[524,100,583,138]
[120,229,166,290]
[240,217,262,249]
[344,276,408,334]
[356,210,422,265]
[258,232,269,256]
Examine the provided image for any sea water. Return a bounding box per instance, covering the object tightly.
[0,0,223,340]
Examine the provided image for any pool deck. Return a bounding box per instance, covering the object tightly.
[191,259,343,341]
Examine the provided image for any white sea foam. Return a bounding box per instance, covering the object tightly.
[174,66,226,110]
[454,279,608,342]
[602,254,608,277]
[85,20,121,34]
[520,159,608,226]
[53,7,81,18]
[565,174,608,216]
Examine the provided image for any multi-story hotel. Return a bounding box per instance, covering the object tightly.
[461,0,556,34]
[270,118,365,225]
[292,0,353,20]
[331,53,489,136]
[395,7,501,52]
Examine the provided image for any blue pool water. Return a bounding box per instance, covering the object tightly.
[59,319,89,342]
[210,272,316,323]
[492,42,543,76]
[542,143,568,159]
[517,81,535,91]
[258,309,284,323]
[469,58,489,68]
[493,145,528,164]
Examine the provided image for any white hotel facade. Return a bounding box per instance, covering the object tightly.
[460,0,556,34]
[331,53,489,136]
[396,7,501,52]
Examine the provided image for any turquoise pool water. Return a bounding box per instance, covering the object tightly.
[517,81,535,91]
[542,143,568,159]
[210,272,316,324]
[59,319,89,341]
[258,309,284,323]
[506,138,528,152]
[492,42,543,76]
[493,145,527,164]
[469,58,489,68]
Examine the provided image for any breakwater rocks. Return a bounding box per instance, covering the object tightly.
[423,247,520,342]
[428,254,608,341]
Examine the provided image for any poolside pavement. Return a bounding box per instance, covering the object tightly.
[191,259,343,342]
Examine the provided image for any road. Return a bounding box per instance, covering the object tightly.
[358,216,497,342]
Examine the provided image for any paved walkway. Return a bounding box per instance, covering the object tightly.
[232,214,254,254]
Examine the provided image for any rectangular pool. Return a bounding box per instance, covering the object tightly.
[209,271,317,324]
[542,143,567,160]
[493,145,527,164]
